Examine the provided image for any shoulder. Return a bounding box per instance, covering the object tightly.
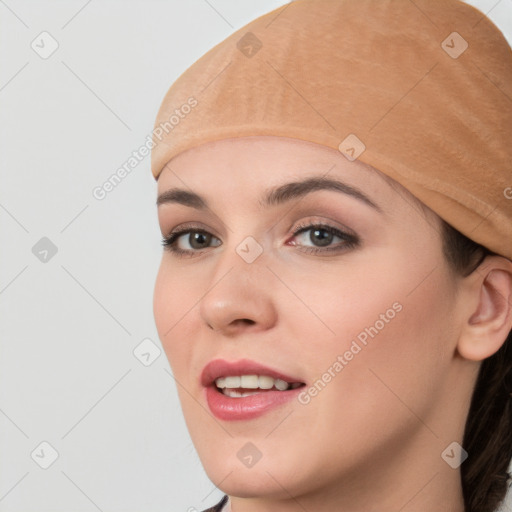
[200,495,229,512]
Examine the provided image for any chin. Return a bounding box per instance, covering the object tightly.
[206,469,294,499]
[200,451,316,500]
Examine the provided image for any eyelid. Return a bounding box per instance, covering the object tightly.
[292,215,358,238]
[162,220,217,239]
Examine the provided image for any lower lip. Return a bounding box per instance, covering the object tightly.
[205,385,303,421]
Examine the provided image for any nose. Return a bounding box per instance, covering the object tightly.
[199,250,278,337]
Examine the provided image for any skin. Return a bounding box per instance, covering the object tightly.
[153,136,512,512]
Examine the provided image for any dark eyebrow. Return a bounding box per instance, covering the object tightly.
[156,176,382,213]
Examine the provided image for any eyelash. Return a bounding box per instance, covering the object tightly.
[161,221,359,258]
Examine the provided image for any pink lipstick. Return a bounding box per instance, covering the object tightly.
[201,358,305,421]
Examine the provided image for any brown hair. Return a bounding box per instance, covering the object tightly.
[441,221,512,512]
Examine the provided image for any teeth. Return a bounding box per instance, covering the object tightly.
[223,389,262,398]
[214,374,300,392]
[274,378,289,391]
[224,376,241,388]
[258,376,274,389]
[241,375,259,388]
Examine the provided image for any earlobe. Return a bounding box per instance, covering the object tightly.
[457,258,512,362]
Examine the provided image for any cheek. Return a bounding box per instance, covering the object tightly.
[153,261,196,370]
[275,254,410,368]
[301,258,454,434]
[286,242,454,402]
[266,262,454,483]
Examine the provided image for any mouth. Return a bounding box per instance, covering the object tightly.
[201,359,306,420]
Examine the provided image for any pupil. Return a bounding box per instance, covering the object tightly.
[191,232,209,249]
[312,228,332,247]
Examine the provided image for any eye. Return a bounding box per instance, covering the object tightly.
[161,225,221,258]
[289,222,359,255]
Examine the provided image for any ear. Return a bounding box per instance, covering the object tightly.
[457,255,512,361]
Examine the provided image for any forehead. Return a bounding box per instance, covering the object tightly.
[157,136,386,188]
[156,135,437,225]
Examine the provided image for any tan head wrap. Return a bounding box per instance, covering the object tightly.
[151,0,512,260]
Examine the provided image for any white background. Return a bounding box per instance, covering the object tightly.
[1,1,511,511]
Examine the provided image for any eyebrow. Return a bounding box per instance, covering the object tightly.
[156,176,383,213]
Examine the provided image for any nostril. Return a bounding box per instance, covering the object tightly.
[232,319,255,326]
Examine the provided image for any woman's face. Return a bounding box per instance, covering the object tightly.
[153,136,464,503]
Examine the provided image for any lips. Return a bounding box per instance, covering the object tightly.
[201,358,306,421]
[201,358,304,388]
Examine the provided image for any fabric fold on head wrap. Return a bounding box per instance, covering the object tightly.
[151,0,512,260]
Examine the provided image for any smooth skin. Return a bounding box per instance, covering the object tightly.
[153,136,512,512]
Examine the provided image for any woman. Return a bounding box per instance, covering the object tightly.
[150,1,512,510]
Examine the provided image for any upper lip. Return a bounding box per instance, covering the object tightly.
[201,358,305,387]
